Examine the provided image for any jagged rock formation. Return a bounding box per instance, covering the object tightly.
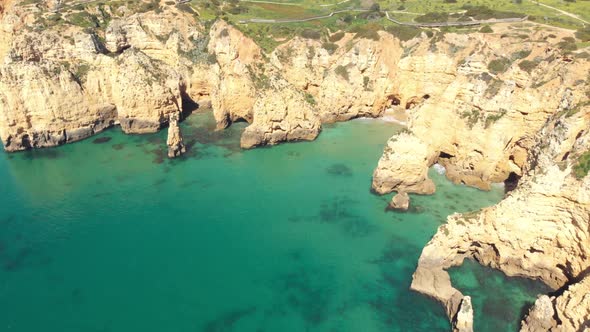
[373,132,436,195]
[371,31,589,200]
[521,295,557,332]
[208,20,261,130]
[0,5,199,151]
[270,32,400,123]
[521,275,590,332]
[240,76,321,149]
[167,112,186,158]
[409,99,590,329]
[454,296,473,332]
[388,192,410,211]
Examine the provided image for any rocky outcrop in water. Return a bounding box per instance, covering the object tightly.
[410,98,590,329]
[372,133,436,195]
[454,296,473,332]
[240,76,321,149]
[521,274,590,332]
[167,112,186,158]
[388,192,410,211]
[0,3,206,151]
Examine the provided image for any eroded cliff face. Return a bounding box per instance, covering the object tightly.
[270,32,401,123]
[1,4,590,329]
[0,3,208,151]
[521,274,590,332]
[372,29,589,195]
[409,100,590,329]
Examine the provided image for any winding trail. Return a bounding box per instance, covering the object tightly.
[529,0,589,24]
[238,8,527,27]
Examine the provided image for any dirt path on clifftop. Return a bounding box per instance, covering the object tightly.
[529,0,589,24]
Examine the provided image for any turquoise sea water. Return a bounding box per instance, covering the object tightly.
[0,112,548,332]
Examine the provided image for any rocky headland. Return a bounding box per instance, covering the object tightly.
[0,0,589,330]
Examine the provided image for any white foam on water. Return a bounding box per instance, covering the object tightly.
[433,163,446,175]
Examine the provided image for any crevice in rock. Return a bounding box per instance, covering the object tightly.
[439,151,454,159]
[180,91,199,120]
[504,172,521,193]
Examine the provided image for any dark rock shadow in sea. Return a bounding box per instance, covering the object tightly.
[2,245,52,272]
[326,163,353,177]
[202,306,256,332]
[21,148,62,160]
[288,197,376,237]
[112,143,125,150]
[267,259,336,328]
[92,137,112,144]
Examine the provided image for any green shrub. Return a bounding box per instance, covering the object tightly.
[511,49,531,60]
[304,93,316,105]
[518,60,538,73]
[67,12,99,28]
[484,109,507,128]
[573,150,590,179]
[322,42,338,54]
[479,25,493,33]
[300,29,321,40]
[329,31,345,42]
[386,25,422,41]
[350,23,381,41]
[487,58,512,74]
[415,12,449,23]
[575,27,590,42]
[73,63,91,83]
[334,65,349,81]
[462,6,521,20]
[557,39,578,53]
[460,109,483,128]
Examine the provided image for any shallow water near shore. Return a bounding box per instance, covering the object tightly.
[0,112,548,331]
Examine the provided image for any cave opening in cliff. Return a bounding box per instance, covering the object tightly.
[504,172,521,193]
[387,95,401,107]
[439,151,454,159]
[180,91,199,119]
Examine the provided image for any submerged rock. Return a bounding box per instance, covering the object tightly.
[167,113,186,158]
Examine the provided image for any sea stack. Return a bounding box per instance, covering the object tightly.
[389,192,410,211]
[166,112,186,158]
[453,296,474,332]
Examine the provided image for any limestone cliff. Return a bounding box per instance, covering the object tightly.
[372,133,436,195]
[1,5,590,330]
[240,74,321,149]
[0,7,176,149]
[270,32,400,123]
[372,28,589,197]
[409,99,590,329]
[521,275,590,332]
